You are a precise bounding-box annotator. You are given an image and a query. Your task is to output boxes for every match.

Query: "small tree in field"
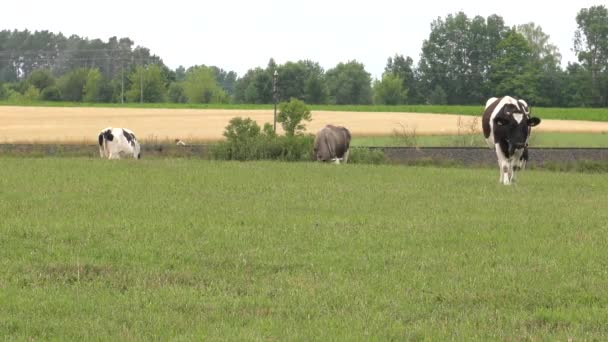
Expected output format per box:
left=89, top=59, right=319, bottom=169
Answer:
left=223, top=117, right=261, bottom=144
left=277, top=98, right=311, bottom=136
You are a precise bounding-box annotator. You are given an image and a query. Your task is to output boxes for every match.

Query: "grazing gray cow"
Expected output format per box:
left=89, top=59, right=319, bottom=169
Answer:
left=98, top=127, right=141, bottom=159
left=482, top=96, right=541, bottom=185
left=314, top=125, right=351, bottom=164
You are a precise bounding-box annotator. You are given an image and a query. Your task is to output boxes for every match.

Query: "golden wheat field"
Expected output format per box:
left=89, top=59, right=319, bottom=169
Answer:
left=1, top=106, right=608, bottom=143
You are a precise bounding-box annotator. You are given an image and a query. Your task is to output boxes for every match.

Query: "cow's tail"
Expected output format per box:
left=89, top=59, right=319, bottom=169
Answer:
left=98, top=133, right=105, bottom=158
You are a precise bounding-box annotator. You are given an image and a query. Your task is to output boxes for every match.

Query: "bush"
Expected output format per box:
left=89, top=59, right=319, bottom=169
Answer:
left=40, top=85, right=62, bottom=101
left=211, top=134, right=314, bottom=161
left=0, top=84, right=7, bottom=100
left=277, top=98, right=312, bottom=136
left=348, top=147, right=387, bottom=164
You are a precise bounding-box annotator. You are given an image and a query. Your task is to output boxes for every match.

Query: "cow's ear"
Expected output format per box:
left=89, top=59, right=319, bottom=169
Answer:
left=528, top=117, right=541, bottom=127
left=495, top=117, right=509, bottom=126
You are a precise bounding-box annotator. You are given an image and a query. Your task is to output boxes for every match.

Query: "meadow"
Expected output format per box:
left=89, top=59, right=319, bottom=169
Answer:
left=1, top=158, right=607, bottom=340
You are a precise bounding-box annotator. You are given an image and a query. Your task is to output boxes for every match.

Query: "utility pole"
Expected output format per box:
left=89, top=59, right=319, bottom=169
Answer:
left=121, top=62, right=124, bottom=104
left=140, top=65, right=144, bottom=104
left=273, top=70, right=278, bottom=133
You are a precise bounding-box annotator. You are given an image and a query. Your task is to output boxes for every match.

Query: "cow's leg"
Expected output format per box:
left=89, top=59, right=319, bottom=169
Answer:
left=333, top=158, right=340, bottom=164
left=511, top=149, right=524, bottom=183
left=343, top=149, right=350, bottom=164
left=507, top=159, right=515, bottom=184
left=495, top=145, right=510, bottom=185
left=99, top=146, right=105, bottom=158
left=108, top=150, right=120, bottom=159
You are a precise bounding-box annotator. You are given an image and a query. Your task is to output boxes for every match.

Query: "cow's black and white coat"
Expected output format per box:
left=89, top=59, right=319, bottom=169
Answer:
left=482, top=96, right=540, bottom=185
left=98, top=127, right=141, bottom=159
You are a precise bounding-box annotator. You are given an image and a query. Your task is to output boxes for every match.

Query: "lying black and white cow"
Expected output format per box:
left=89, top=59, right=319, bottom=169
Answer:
left=314, top=125, right=351, bottom=164
left=98, top=127, right=141, bottom=159
left=482, top=96, right=541, bottom=185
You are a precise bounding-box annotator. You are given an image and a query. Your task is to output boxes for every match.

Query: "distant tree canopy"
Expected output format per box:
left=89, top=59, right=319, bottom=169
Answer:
left=1, top=5, right=608, bottom=107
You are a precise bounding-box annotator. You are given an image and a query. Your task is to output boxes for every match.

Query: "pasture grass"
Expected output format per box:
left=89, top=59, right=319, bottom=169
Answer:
left=1, top=158, right=608, bottom=340
left=3, top=100, right=608, bottom=122
left=353, top=132, right=608, bottom=148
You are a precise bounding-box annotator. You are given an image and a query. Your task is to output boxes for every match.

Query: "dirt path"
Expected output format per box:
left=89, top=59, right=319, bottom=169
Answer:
left=1, top=106, right=607, bottom=143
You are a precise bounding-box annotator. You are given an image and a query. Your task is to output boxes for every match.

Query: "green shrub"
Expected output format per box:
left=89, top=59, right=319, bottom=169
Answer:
left=210, top=135, right=314, bottom=161
left=348, top=147, right=387, bottom=164
left=277, top=98, right=312, bottom=136
left=40, top=85, right=62, bottom=101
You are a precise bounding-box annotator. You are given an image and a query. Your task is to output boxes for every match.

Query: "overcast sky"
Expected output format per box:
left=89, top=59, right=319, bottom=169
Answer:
left=4, top=0, right=606, bottom=79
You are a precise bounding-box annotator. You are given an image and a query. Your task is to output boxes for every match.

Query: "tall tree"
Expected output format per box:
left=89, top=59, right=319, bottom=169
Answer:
left=384, top=54, right=420, bottom=103
left=125, top=64, right=167, bottom=103
left=418, top=13, right=508, bottom=104
left=233, top=68, right=273, bottom=104
left=182, top=65, right=227, bottom=103
left=517, top=23, right=562, bottom=67
left=489, top=31, right=545, bottom=104
left=373, top=74, right=407, bottom=105
left=574, top=5, right=608, bottom=106
left=325, top=60, right=372, bottom=105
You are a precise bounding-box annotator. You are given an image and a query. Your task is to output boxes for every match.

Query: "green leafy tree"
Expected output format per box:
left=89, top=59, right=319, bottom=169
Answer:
left=574, top=5, right=608, bottom=106
left=26, top=69, right=55, bottom=91
left=125, top=64, right=167, bottom=103
left=168, top=82, right=187, bottom=103
left=558, top=63, right=590, bottom=107
left=277, top=98, right=312, bottom=136
left=489, top=31, right=544, bottom=104
left=373, top=74, right=408, bottom=105
left=233, top=68, right=273, bottom=104
left=428, top=85, right=448, bottom=105
left=385, top=55, right=420, bottom=103
left=325, top=61, right=372, bottom=104
left=58, top=68, right=88, bottom=101
left=223, top=117, right=261, bottom=143
left=183, top=66, right=227, bottom=103
left=75, top=67, right=110, bottom=103
left=23, top=85, right=40, bottom=101
left=0, top=83, right=8, bottom=100
left=40, top=86, right=62, bottom=101
left=174, top=66, right=187, bottom=82
left=517, top=22, right=562, bottom=67
left=276, top=61, right=307, bottom=101
left=209, top=66, right=238, bottom=97
left=418, top=13, right=508, bottom=104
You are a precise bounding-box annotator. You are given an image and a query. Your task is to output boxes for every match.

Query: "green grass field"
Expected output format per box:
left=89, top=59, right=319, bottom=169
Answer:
left=2, top=100, right=608, bottom=122
left=1, top=158, right=608, bottom=339
left=352, top=132, right=608, bottom=148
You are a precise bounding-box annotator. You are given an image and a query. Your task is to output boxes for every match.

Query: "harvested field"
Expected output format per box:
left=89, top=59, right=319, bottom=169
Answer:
left=1, top=106, right=608, bottom=143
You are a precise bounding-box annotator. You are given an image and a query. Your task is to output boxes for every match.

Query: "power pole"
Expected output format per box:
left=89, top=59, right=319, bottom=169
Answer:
left=121, top=62, right=124, bottom=104
left=140, top=65, right=144, bottom=104
left=273, top=70, right=278, bottom=133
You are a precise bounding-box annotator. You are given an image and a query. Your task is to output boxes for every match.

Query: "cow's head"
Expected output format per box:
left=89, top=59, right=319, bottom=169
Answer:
left=494, top=103, right=541, bottom=155
left=313, top=144, right=330, bottom=162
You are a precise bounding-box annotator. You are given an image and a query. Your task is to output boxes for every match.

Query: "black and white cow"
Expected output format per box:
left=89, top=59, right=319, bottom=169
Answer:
left=482, top=96, right=541, bottom=185
left=313, top=125, right=351, bottom=164
left=98, top=127, right=141, bottom=159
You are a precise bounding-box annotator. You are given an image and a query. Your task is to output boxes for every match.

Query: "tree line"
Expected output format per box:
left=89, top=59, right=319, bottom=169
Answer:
left=1, top=5, right=607, bottom=107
